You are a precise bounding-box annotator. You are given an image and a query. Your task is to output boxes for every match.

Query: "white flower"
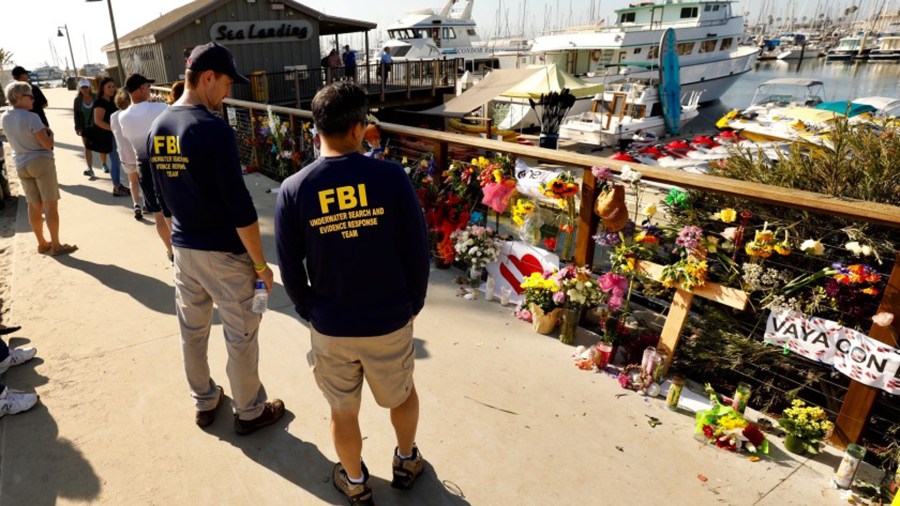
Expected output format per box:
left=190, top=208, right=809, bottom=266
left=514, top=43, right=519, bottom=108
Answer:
left=800, top=239, right=825, bottom=256
left=620, top=165, right=642, bottom=184
left=404, top=166, right=412, bottom=175
left=845, top=241, right=862, bottom=255
left=873, top=312, right=894, bottom=327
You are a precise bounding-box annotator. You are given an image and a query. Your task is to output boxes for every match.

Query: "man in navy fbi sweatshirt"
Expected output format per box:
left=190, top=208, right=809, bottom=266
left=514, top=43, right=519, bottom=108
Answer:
left=275, top=82, right=429, bottom=505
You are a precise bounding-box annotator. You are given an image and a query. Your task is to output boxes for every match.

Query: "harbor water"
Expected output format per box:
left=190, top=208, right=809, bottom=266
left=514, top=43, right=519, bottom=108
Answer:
left=695, top=59, right=900, bottom=130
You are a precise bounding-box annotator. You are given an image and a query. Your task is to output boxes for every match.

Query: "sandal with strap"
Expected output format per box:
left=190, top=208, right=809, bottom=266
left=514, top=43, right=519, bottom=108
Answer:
left=49, top=244, right=78, bottom=257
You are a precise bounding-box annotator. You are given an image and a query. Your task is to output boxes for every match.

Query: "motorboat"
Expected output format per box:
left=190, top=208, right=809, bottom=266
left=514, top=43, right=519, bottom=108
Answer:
left=381, top=0, right=509, bottom=72
left=869, top=36, right=900, bottom=61
left=559, top=79, right=701, bottom=148
left=529, top=1, right=759, bottom=103
left=850, top=96, right=900, bottom=118
left=717, top=78, right=825, bottom=130
left=825, top=36, right=876, bottom=61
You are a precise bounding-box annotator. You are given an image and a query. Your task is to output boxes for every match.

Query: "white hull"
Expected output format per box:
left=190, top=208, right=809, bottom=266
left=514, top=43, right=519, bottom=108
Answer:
left=560, top=108, right=700, bottom=147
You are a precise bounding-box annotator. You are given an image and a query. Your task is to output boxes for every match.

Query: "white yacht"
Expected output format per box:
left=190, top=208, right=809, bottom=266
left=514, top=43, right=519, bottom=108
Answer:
left=825, top=36, right=876, bottom=61
left=381, top=0, right=511, bottom=71
left=716, top=78, right=825, bottom=130
left=869, top=36, right=900, bottom=61
left=560, top=79, right=702, bottom=147
left=528, top=1, right=759, bottom=103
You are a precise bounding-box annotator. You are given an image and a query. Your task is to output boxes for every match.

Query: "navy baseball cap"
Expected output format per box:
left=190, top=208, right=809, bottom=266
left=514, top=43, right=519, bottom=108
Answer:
left=186, top=42, right=249, bottom=84
left=125, top=73, right=155, bottom=92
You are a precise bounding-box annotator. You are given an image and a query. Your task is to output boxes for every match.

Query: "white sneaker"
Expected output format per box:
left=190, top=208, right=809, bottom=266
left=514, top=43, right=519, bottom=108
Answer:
left=0, top=347, right=37, bottom=374
left=0, top=388, right=38, bottom=418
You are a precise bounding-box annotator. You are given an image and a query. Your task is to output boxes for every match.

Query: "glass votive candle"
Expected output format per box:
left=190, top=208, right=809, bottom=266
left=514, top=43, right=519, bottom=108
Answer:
left=499, top=286, right=512, bottom=306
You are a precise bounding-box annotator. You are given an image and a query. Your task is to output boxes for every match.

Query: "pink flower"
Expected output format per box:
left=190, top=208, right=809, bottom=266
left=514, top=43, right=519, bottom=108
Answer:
left=873, top=312, right=894, bottom=327
left=608, top=294, right=625, bottom=310
left=598, top=272, right=628, bottom=294
left=552, top=291, right=567, bottom=304
left=516, top=309, right=533, bottom=322
left=591, top=166, right=613, bottom=181
left=721, top=227, right=738, bottom=242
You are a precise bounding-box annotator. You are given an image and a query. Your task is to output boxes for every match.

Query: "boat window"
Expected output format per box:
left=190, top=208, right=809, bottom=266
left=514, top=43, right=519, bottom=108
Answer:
left=676, top=42, right=695, bottom=55
left=468, top=28, right=477, bottom=36
left=388, top=30, right=396, bottom=39
left=704, top=5, right=711, bottom=11
left=647, top=44, right=659, bottom=59
left=633, top=47, right=642, bottom=55
left=620, top=12, right=636, bottom=23
left=392, top=46, right=411, bottom=57
left=700, top=39, right=718, bottom=53
left=720, top=37, right=733, bottom=50
left=713, top=5, right=720, bottom=11
left=680, top=7, right=698, bottom=18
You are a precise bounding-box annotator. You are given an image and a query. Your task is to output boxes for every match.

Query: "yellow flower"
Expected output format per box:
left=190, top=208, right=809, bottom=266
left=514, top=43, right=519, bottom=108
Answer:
left=719, top=208, right=737, bottom=223
left=625, top=258, right=636, bottom=272
left=775, top=242, right=792, bottom=255
left=643, top=204, right=657, bottom=218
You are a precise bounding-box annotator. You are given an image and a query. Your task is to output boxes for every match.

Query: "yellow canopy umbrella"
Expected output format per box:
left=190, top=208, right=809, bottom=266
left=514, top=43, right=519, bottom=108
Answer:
left=499, top=64, right=604, bottom=99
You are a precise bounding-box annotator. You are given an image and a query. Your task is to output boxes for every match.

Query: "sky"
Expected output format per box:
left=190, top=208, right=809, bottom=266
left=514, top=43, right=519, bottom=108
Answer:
left=0, top=0, right=887, bottom=70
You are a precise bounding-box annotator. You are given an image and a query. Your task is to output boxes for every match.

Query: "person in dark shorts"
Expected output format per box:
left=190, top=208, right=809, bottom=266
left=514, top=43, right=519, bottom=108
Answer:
left=149, top=43, right=284, bottom=435
left=275, top=82, right=430, bottom=505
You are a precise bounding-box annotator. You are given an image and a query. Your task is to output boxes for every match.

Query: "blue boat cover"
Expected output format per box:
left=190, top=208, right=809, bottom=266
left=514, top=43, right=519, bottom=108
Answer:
left=815, top=101, right=878, bottom=117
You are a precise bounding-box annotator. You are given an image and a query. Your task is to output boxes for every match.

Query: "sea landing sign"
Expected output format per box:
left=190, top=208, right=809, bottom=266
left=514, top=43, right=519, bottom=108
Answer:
left=764, top=311, right=900, bottom=395
left=210, top=20, right=313, bottom=44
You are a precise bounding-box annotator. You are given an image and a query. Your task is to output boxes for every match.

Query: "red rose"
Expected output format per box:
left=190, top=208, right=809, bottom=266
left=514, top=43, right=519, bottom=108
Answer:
left=543, top=238, right=558, bottom=250
left=742, top=424, right=765, bottom=447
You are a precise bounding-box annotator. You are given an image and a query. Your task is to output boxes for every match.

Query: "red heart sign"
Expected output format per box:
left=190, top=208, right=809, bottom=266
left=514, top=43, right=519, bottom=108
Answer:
left=500, top=253, right=544, bottom=294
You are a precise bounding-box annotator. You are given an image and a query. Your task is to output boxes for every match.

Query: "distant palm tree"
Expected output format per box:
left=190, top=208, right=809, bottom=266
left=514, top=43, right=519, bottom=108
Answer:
left=0, top=48, right=13, bottom=72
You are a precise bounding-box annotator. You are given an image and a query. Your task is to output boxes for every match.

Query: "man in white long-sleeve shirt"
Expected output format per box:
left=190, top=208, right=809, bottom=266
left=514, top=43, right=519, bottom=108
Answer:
left=118, top=74, right=172, bottom=261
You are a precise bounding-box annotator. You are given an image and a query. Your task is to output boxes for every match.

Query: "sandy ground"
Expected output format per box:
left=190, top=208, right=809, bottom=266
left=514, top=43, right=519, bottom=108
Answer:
left=0, top=147, right=20, bottom=325
left=0, top=89, right=883, bottom=506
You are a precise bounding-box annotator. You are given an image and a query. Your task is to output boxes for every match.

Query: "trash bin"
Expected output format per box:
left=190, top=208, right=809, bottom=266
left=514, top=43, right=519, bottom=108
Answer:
left=66, top=77, right=77, bottom=90
left=250, top=71, right=268, bottom=103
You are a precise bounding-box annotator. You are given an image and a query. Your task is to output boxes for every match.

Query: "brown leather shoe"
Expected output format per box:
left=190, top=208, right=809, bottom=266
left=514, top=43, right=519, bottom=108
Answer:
left=195, top=386, right=224, bottom=428
left=233, top=399, right=285, bottom=435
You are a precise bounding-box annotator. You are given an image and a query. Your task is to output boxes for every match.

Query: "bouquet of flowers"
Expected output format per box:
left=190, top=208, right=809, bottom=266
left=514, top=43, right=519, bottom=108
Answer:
left=450, top=225, right=501, bottom=276
left=512, top=199, right=542, bottom=246
left=540, top=170, right=580, bottom=260
left=695, top=388, right=769, bottom=457
left=661, top=225, right=710, bottom=291
left=777, top=399, right=834, bottom=455
left=521, top=272, right=562, bottom=313
left=476, top=154, right=517, bottom=213
left=554, top=265, right=603, bottom=309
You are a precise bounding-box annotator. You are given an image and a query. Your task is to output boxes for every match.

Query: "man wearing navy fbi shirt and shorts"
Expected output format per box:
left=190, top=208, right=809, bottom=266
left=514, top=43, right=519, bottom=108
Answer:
left=148, top=42, right=284, bottom=435
left=275, top=82, right=430, bottom=506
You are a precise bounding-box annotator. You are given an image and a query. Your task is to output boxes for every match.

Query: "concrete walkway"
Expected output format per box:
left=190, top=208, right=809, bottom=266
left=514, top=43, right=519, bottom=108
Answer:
left=0, top=88, right=871, bottom=505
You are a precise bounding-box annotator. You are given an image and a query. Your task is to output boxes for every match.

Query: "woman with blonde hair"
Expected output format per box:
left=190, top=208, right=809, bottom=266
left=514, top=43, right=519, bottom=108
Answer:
left=111, top=89, right=139, bottom=201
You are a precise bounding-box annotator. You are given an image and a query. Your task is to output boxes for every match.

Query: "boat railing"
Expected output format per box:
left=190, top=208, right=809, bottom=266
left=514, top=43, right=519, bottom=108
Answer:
left=151, top=87, right=900, bottom=454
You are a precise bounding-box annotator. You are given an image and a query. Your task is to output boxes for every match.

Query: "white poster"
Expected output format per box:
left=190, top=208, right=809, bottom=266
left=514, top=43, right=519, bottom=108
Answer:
left=764, top=311, right=900, bottom=395
left=514, top=159, right=565, bottom=202
left=484, top=241, right=560, bottom=303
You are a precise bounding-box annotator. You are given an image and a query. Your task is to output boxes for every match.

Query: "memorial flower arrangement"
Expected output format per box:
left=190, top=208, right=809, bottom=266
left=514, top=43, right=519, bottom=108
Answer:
left=660, top=225, right=709, bottom=291
left=554, top=265, right=603, bottom=309
left=450, top=225, right=501, bottom=275
left=695, top=389, right=769, bottom=457
left=540, top=170, right=580, bottom=260
left=512, top=199, right=542, bottom=246
left=475, top=154, right=518, bottom=213
left=521, top=272, right=562, bottom=313
left=777, top=400, right=834, bottom=455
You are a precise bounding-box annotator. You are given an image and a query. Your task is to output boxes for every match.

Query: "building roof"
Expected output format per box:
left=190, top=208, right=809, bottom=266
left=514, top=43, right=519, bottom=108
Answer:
left=102, top=0, right=376, bottom=51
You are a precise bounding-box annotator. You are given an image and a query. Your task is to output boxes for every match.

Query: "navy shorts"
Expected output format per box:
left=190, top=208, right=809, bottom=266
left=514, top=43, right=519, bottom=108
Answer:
left=138, top=159, right=171, bottom=217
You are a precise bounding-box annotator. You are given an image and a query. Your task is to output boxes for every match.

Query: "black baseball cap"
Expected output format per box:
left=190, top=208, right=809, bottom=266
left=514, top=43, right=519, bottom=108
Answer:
left=186, top=42, right=249, bottom=84
left=125, top=74, right=155, bottom=92
left=11, top=66, right=28, bottom=78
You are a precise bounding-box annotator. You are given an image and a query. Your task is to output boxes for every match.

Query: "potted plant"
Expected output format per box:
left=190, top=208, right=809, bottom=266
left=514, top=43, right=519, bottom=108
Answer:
left=554, top=265, right=604, bottom=345
left=520, top=272, right=563, bottom=334
left=777, top=399, right=834, bottom=455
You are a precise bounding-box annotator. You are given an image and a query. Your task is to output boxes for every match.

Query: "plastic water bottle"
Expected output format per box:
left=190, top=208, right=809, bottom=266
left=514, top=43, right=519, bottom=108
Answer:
left=251, top=281, right=268, bottom=314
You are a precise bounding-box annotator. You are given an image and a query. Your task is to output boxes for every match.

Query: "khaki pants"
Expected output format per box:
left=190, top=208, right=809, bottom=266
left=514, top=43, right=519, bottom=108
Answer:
left=173, top=247, right=267, bottom=420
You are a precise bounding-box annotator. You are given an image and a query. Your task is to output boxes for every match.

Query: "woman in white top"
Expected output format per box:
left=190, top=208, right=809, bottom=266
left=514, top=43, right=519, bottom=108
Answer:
left=111, top=90, right=137, bottom=199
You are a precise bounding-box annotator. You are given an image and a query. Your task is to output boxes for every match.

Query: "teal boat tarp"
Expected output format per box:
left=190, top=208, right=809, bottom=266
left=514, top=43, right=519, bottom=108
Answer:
left=815, top=101, right=878, bottom=117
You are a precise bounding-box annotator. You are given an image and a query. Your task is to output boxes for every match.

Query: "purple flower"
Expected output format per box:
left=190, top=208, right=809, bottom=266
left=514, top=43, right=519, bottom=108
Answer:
left=676, top=225, right=704, bottom=250
left=592, top=166, right=613, bottom=181
left=553, top=291, right=567, bottom=304
left=595, top=232, right=621, bottom=248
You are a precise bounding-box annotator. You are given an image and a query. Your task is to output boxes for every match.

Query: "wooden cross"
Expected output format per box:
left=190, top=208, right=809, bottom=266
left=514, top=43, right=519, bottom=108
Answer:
left=634, top=260, right=750, bottom=376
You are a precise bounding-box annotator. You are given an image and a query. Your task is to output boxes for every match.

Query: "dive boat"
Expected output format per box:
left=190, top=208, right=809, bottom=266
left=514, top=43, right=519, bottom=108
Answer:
left=381, top=0, right=509, bottom=72
left=869, top=36, right=900, bottom=61
left=559, top=79, right=701, bottom=148
left=717, top=78, right=825, bottom=130
left=529, top=1, right=759, bottom=103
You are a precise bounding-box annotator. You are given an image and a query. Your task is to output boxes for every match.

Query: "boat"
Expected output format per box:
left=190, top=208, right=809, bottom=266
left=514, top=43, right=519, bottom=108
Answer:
left=825, top=36, right=876, bottom=61
left=528, top=1, right=759, bottom=103
left=869, top=35, right=900, bottom=61
left=559, top=79, right=702, bottom=148
left=716, top=78, right=825, bottom=130
left=851, top=96, right=900, bottom=118
left=447, top=118, right=520, bottom=142
left=381, top=0, right=510, bottom=72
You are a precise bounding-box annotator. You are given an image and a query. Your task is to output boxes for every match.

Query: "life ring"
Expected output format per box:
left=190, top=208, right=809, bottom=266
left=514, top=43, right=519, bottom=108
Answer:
left=590, top=50, right=601, bottom=62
